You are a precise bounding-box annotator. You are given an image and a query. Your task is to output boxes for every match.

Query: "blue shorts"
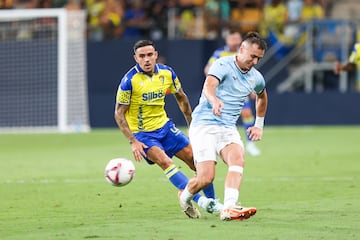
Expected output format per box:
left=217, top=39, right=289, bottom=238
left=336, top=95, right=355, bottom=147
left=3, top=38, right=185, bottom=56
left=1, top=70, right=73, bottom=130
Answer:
left=134, top=120, right=189, bottom=165
left=243, top=98, right=251, bottom=109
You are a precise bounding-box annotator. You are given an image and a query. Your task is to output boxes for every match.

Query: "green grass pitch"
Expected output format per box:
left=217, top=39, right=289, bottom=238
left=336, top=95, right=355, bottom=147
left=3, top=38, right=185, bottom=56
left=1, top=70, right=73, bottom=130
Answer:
left=1, top=126, right=359, bottom=240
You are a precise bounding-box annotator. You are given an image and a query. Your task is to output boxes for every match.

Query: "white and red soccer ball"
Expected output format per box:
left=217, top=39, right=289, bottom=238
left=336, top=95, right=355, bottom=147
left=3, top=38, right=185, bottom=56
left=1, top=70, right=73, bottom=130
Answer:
left=105, top=158, right=135, bottom=187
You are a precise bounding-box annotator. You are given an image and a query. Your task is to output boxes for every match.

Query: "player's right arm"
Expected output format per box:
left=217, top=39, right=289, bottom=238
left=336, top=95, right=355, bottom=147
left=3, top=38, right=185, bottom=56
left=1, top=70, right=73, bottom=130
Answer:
left=115, top=75, right=148, bottom=162
left=114, top=103, right=147, bottom=162
left=114, top=103, right=134, bottom=144
left=203, top=75, right=223, bottom=116
left=334, top=61, right=355, bottom=74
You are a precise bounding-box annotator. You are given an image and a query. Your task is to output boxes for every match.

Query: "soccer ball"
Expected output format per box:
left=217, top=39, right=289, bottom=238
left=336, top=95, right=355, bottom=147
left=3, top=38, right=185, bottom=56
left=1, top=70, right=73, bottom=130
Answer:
left=105, top=158, right=135, bottom=187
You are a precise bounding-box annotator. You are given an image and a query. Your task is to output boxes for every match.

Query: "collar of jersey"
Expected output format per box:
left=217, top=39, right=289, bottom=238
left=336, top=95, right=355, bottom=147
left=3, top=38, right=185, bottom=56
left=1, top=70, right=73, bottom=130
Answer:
left=234, top=55, right=248, bottom=74
left=135, top=63, right=159, bottom=74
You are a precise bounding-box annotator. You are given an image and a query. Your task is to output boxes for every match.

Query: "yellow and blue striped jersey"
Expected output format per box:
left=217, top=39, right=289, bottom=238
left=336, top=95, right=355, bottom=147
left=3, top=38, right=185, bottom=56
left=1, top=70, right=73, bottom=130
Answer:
left=116, top=63, right=181, bottom=132
left=207, top=46, right=238, bottom=65
left=349, top=42, right=360, bottom=64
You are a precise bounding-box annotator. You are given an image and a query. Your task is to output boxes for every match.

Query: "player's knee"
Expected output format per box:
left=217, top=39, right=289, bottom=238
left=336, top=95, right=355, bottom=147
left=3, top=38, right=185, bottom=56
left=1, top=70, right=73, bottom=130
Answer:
left=180, top=145, right=193, bottom=161
left=155, top=158, right=174, bottom=170
left=178, top=146, right=196, bottom=171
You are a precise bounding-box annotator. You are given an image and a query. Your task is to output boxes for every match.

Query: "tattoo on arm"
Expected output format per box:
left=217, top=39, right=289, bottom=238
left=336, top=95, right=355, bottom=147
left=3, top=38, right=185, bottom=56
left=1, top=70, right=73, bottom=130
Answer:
left=174, top=89, right=192, bottom=125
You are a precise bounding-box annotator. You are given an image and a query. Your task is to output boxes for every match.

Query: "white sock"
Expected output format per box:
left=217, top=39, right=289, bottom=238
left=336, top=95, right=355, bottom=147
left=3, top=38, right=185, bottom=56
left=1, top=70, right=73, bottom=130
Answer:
left=180, top=186, right=193, bottom=204
left=223, top=188, right=239, bottom=209
left=197, top=196, right=209, bottom=209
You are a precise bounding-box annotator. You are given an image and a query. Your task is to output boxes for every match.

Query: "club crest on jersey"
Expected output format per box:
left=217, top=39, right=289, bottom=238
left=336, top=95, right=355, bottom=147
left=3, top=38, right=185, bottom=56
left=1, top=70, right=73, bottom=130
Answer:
left=159, top=76, right=165, bottom=84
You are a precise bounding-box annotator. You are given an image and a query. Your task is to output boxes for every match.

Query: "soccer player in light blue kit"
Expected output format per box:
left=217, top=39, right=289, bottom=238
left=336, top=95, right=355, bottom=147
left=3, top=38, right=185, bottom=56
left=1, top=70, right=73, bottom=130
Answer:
left=114, top=40, right=222, bottom=218
left=179, top=32, right=268, bottom=221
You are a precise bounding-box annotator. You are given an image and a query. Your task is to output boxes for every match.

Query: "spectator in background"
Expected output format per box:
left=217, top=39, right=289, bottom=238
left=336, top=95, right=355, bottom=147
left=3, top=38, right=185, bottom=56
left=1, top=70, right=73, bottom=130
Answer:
left=300, top=0, right=324, bottom=22
left=65, top=0, right=83, bottom=10
left=229, top=1, right=263, bottom=34
left=203, top=0, right=230, bottom=39
left=175, top=0, right=198, bottom=38
left=259, top=0, right=287, bottom=38
left=261, top=0, right=317, bottom=59
left=100, top=0, right=124, bottom=40
left=0, top=0, right=13, bottom=9
left=204, top=0, right=221, bottom=39
left=86, top=0, right=106, bottom=40
left=296, top=0, right=324, bottom=49
left=144, top=0, right=169, bottom=40
left=122, top=0, right=150, bottom=38
left=284, top=0, right=303, bottom=39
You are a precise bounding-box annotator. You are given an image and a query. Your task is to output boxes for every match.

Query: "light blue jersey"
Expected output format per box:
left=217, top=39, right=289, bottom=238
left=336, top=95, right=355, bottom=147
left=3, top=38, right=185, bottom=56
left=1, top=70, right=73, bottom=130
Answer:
left=192, top=55, right=265, bottom=127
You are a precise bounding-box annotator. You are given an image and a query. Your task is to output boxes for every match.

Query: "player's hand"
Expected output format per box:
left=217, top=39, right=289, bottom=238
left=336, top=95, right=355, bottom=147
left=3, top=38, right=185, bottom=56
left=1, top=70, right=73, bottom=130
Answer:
left=212, top=99, right=224, bottom=116
left=246, top=126, right=263, bottom=141
left=131, top=140, right=148, bottom=162
left=334, top=61, right=341, bottom=75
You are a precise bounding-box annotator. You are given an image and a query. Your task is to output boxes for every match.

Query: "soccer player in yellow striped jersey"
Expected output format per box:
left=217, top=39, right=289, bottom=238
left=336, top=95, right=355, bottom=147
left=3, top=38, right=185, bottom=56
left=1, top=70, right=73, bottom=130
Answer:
left=334, top=42, right=360, bottom=73
left=334, top=42, right=360, bottom=90
left=204, top=31, right=261, bottom=157
left=114, top=40, right=223, bottom=217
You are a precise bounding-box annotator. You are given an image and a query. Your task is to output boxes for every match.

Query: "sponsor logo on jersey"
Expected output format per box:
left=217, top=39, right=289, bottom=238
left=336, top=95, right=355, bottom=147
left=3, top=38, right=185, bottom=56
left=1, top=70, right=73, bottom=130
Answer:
left=142, top=90, right=165, bottom=101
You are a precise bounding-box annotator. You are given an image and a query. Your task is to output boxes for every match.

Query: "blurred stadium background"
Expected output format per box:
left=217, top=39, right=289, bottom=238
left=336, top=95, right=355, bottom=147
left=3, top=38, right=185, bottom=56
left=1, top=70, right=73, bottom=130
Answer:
left=0, top=0, right=360, bottom=132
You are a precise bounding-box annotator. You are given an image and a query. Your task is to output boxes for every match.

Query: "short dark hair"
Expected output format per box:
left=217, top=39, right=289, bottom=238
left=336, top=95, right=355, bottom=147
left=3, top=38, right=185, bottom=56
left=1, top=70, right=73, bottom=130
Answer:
left=133, top=40, right=155, bottom=53
left=242, top=32, right=267, bottom=50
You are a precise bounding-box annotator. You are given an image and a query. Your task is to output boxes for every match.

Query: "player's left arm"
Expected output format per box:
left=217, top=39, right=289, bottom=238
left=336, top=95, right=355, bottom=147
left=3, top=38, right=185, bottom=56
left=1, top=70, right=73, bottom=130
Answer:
left=246, top=88, right=268, bottom=141
left=255, top=88, right=268, bottom=118
left=174, top=88, right=192, bottom=126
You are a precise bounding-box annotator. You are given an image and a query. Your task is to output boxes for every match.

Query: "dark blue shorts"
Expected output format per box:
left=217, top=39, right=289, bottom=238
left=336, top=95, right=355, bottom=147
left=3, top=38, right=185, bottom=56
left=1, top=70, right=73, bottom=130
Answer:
left=134, top=120, right=189, bottom=165
left=243, top=98, right=251, bottom=109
